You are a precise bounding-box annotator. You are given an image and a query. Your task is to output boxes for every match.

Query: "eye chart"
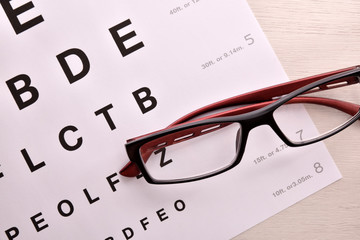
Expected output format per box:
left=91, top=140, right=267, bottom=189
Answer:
left=0, top=0, right=341, bottom=239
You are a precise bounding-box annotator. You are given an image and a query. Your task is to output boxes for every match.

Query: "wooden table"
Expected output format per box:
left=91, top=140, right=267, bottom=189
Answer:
left=233, top=1, right=360, bottom=239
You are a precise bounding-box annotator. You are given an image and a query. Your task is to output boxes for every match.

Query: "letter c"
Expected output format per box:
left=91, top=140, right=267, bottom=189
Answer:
left=59, top=125, right=83, bottom=151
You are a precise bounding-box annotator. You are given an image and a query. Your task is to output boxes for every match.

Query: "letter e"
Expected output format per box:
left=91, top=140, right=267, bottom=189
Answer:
left=30, top=212, right=49, bottom=232
left=0, top=0, right=44, bottom=34
left=109, top=19, right=144, bottom=57
left=156, top=208, right=169, bottom=222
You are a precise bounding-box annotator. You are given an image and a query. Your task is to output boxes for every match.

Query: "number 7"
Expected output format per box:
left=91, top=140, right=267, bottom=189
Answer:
left=296, top=129, right=303, bottom=141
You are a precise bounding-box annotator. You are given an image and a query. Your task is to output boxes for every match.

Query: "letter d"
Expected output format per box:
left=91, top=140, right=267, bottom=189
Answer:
left=122, top=227, right=134, bottom=240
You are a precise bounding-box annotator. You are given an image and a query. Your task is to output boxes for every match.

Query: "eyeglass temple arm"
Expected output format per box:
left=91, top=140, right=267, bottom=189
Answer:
left=170, top=65, right=359, bottom=126
left=182, top=97, right=360, bottom=122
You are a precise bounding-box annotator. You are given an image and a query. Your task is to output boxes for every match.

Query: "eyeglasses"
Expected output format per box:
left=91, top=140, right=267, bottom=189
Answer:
left=120, top=65, right=360, bottom=184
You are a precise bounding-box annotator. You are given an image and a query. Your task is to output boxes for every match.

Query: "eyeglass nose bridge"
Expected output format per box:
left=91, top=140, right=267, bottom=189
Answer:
left=235, top=110, right=293, bottom=149
left=239, top=109, right=276, bottom=130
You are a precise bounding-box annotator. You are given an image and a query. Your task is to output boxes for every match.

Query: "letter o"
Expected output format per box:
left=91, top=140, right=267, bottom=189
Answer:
left=174, top=199, right=186, bottom=212
left=57, top=199, right=74, bottom=217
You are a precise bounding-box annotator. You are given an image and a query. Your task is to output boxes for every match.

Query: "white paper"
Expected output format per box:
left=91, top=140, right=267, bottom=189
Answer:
left=0, top=1, right=341, bottom=239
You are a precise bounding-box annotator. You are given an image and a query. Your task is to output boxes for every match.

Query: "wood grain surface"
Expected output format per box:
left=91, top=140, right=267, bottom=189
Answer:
left=232, top=1, right=360, bottom=239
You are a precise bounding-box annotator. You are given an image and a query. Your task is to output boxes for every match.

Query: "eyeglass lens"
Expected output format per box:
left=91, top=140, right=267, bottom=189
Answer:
left=139, top=122, right=242, bottom=181
left=273, top=77, right=360, bottom=144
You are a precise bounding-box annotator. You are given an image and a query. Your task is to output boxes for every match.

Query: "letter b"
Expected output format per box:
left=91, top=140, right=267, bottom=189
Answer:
left=6, top=74, right=39, bottom=110
left=132, top=87, right=157, bottom=114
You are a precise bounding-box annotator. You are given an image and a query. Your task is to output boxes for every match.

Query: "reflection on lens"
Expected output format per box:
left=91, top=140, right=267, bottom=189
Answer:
left=139, top=122, right=241, bottom=181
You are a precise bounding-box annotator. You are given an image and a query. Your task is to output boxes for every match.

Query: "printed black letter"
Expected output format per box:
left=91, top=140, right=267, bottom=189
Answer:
left=122, top=227, right=134, bottom=240
left=156, top=208, right=169, bottom=222
left=57, top=199, right=75, bottom=217
left=59, top=125, right=83, bottom=151
left=132, top=87, right=157, bottom=114
left=174, top=199, right=186, bottom=212
left=0, top=0, right=44, bottom=34
left=57, top=48, right=90, bottom=84
left=21, top=148, right=46, bottom=173
left=83, top=188, right=100, bottom=204
left=154, top=148, right=172, bottom=168
left=5, top=227, right=19, bottom=240
left=6, top=74, right=39, bottom=110
left=95, top=104, right=116, bottom=130
left=0, top=164, right=4, bottom=178
left=30, top=212, right=49, bottom=232
left=140, top=217, right=149, bottom=231
left=106, top=173, right=120, bottom=192
left=109, top=19, right=144, bottom=57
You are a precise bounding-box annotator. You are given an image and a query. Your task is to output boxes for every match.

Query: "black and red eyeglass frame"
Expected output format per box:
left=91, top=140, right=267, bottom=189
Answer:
left=120, top=65, right=360, bottom=184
